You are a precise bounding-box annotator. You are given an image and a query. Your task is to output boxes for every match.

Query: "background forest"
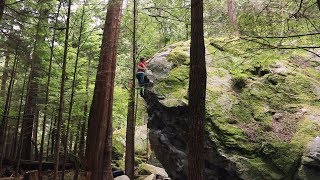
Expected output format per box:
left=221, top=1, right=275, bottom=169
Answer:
left=0, top=0, right=320, bottom=179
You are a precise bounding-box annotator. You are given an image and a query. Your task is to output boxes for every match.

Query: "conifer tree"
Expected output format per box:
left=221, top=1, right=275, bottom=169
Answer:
left=188, top=0, right=206, bottom=178
left=85, top=0, right=123, bottom=178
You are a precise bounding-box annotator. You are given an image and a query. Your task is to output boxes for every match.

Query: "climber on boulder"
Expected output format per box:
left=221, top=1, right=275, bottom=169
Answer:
left=136, top=57, right=152, bottom=96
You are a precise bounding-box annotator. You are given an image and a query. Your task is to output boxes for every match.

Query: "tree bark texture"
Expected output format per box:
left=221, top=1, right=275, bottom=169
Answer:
left=188, top=0, right=206, bottom=178
left=125, top=0, right=137, bottom=178
left=227, top=0, right=239, bottom=36
left=85, top=0, right=123, bottom=179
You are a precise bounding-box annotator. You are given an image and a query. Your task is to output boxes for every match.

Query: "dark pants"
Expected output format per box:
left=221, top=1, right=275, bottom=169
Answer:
left=136, top=72, right=150, bottom=96
left=136, top=72, right=145, bottom=86
left=136, top=72, right=150, bottom=86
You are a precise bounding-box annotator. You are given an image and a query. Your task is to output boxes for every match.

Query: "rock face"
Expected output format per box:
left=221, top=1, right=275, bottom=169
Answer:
left=296, top=137, right=320, bottom=179
left=144, top=91, right=239, bottom=180
left=143, top=39, right=320, bottom=180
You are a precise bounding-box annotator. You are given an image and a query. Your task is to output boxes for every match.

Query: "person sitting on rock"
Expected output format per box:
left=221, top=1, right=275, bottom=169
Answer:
left=136, top=57, right=151, bottom=96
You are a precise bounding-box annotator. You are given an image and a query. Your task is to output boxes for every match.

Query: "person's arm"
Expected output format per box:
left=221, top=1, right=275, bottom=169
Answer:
left=146, top=58, right=152, bottom=63
left=138, top=62, right=147, bottom=70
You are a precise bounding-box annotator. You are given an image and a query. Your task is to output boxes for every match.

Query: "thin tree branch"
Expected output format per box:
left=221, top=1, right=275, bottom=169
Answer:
left=293, top=0, right=303, bottom=16
left=246, top=32, right=320, bottom=39
left=240, top=36, right=320, bottom=57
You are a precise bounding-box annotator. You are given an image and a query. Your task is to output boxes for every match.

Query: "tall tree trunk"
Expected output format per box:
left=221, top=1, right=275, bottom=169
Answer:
left=0, top=0, right=4, bottom=22
left=62, top=1, right=85, bottom=176
left=75, top=48, right=90, bottom=179
left=32, top=110, right=39, bottom=159
left=46, top=115, right=54, bottom=160
left=68, top=132, right=73, bottom=150
left=0, top=43, right=19, bottom=169
left=5, top=125, right=12, bottom=158
left=125, top=0, right=137, bottom=178
left=54, top=0, right=72, bottom=179
left=79, top=48, right=92, bottom=160
left=39, top=1, right=62, bottom=175
left=227, top=0, right=239, bottom=36
left=1, top=54, right=9, bottom=97
left=73, top=126, right=79, bottom=155
left=4, top=70, right=17, bottom=159
left=51, top=116, right=57, bottom=156
left=16, top=67, right=32, bottom=177
left=21, top=6, right=48, bottom=160
left=85, top=0, right=123, bottom=178
left=188, top=0, right=206, bottom=178
left=12, top=71, right=28, bottom=159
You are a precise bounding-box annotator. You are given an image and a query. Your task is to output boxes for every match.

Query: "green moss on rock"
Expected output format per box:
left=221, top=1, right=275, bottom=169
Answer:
left=291, top=118, right=320, bottom=147
left=151, top=38, right=320, bottom=179
left=259, top=141, right=302, bottom=174
left=154, top=65, right=189, bottom=106
left=167, top=47, right=189, bottom=67
left=241, top=157, right=284, bottom=179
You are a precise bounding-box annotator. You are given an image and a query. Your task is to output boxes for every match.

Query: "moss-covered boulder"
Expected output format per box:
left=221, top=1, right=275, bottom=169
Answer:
left=144, top=38, right=320, bottom=179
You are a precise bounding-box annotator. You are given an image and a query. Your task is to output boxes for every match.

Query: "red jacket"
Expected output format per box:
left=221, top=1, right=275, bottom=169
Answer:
left=137, top=61, right=147, bottom=72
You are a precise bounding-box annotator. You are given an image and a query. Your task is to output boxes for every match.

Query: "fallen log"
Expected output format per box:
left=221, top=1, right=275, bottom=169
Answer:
left=1, top=157, right=74, bottom=171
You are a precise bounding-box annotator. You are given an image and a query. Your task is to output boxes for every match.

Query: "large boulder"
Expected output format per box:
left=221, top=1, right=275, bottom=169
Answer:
left=143, top=38, right=320, bottom=179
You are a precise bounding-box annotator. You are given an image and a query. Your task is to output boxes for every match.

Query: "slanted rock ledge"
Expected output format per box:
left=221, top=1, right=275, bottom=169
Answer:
left=144, top=90, right=240, bottom=180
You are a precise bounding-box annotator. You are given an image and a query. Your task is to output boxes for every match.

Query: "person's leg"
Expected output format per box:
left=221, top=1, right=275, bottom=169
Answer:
left=140, top=73, right=145, bottom=86
left=136, top=73, right=144, bottom=86
left=136, top=73, right=145, bottom=96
